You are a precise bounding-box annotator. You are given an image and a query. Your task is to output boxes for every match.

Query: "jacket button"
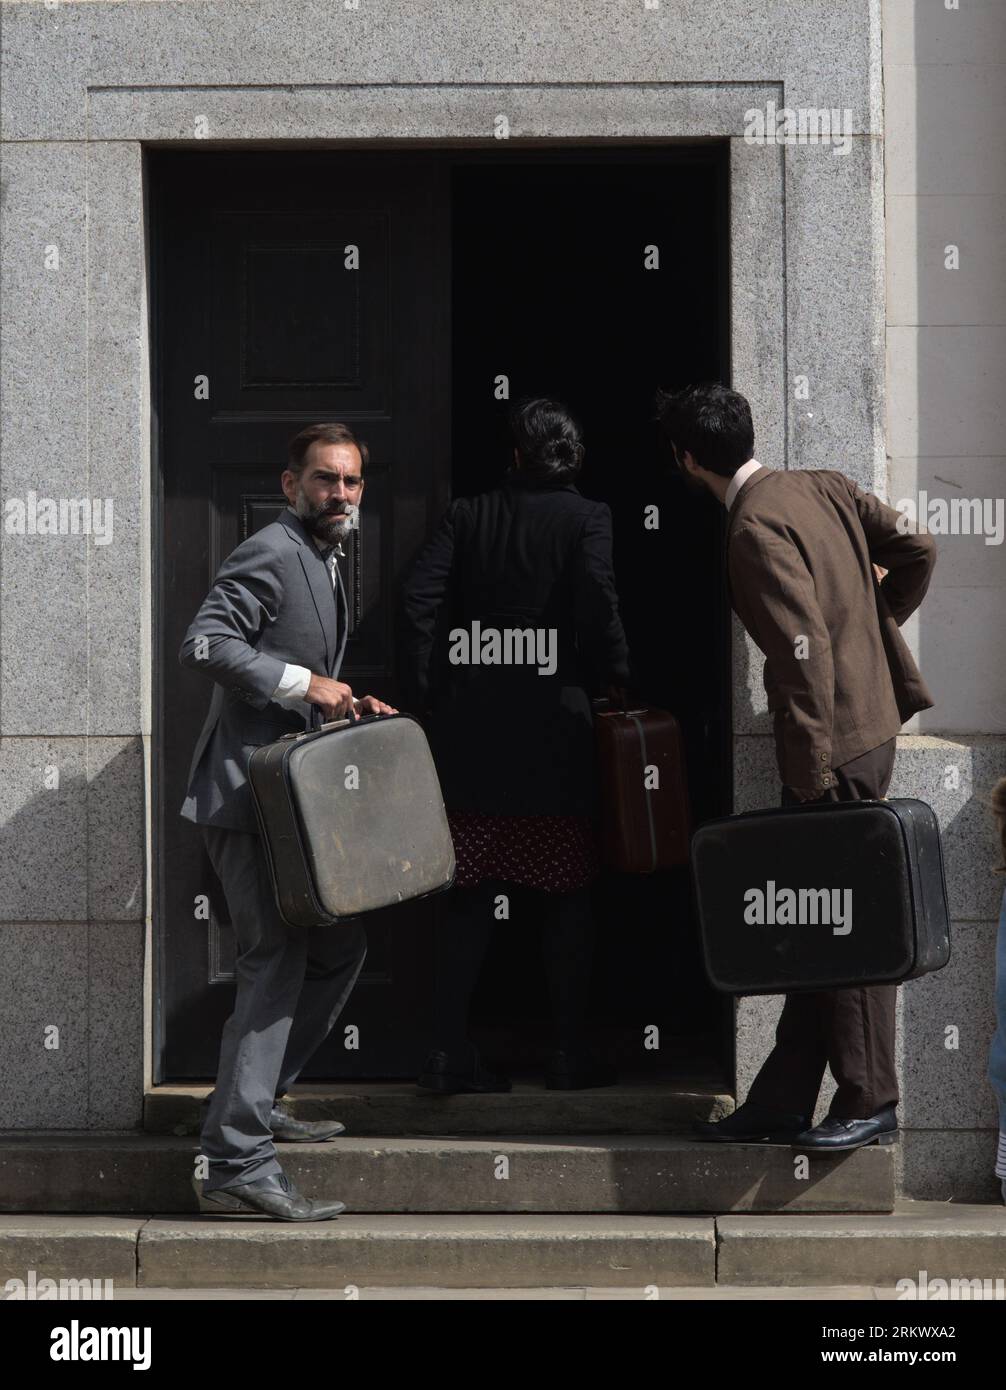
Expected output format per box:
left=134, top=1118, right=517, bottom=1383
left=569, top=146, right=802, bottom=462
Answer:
left=820, top=753, right=828, bottom=760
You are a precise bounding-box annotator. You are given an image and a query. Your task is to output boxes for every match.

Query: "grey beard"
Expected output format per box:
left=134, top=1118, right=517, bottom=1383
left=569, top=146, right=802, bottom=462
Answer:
left=296, top=493, right=356, bottom=542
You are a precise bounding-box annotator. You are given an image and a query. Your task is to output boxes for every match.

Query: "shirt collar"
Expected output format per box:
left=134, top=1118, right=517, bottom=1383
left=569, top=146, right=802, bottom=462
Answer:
left=725, top=459, right=765, bottom=511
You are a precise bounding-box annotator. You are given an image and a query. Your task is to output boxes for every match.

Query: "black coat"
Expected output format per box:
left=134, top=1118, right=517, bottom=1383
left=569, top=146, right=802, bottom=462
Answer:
left=400, top=473, right=631, bottom=817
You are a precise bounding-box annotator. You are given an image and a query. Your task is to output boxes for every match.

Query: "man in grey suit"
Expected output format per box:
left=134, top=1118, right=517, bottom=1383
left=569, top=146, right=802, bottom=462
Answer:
left=180, top=422, right=395, bottom=1221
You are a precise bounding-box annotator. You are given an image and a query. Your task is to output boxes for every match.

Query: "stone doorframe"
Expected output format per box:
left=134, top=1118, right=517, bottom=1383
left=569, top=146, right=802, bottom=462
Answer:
left=120, top=80, right=881, bottom=1091
left=1, top=54, right=884, bottom=1130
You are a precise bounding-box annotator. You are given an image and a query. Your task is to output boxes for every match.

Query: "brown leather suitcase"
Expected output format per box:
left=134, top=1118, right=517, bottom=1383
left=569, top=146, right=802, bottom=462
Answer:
left=248, top=712, right=455, bottom=928
left=594, top=705, right=691, bottom=871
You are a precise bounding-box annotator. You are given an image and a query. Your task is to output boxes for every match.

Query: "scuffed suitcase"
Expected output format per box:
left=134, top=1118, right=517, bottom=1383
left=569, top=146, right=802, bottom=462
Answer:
left=248, top=712, right=455, bottom=928
left=594, top=704, right=691, bottom=871
left=691, top=798, right=951, bottom=994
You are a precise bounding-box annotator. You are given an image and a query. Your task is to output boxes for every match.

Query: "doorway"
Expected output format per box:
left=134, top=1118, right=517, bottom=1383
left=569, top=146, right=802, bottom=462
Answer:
left=450, top=153, right=731, bottom=1082
left=152, top=147, right=731, bottom=1089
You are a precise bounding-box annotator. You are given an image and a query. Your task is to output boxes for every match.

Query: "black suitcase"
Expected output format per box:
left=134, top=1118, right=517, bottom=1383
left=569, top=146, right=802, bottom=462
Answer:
left=248, top=712, right=455, bottom=928
left=691, top=798, right=951, bottom=994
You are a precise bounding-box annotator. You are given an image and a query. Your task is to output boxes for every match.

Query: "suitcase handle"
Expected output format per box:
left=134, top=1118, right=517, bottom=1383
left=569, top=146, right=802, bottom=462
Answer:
left=280, top=714, right=356, bottom=743
left=593, top=698, right=648, bottom=717
left=309, top=703, right=360, bottom=733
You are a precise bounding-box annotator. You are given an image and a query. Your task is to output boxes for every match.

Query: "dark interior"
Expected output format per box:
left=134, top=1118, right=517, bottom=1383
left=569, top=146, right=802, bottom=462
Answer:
left=449, top=153, right=732, bottom=1083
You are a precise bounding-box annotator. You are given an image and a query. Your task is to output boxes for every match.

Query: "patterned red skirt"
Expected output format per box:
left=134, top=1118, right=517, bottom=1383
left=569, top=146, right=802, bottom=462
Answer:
left=446, top=811, right=600, bottom=893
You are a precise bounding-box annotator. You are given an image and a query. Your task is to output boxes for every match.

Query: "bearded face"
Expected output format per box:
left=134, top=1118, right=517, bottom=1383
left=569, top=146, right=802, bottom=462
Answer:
left=283, top=440, right=366, bottom=549
left=295, top=490, right=360, bottom=545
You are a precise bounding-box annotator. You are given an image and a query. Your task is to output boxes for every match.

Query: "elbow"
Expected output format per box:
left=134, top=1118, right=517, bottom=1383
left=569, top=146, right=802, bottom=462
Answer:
left=179, top=632, right=207, bottom=672
left=918, top=531, right=939, bottom=589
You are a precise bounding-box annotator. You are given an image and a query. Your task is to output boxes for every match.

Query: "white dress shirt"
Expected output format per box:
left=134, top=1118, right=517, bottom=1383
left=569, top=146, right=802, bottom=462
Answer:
left=725, top=458, right=765, bottom=511
left=270, top=509, right=347, bottom=708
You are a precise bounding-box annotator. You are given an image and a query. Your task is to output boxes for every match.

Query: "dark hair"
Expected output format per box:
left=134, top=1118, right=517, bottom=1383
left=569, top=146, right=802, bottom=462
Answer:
left=508, top=397, right=584, bottom=482
left=287, top=422, right=369, bottom=476
left=653, top=382, right=754, bottom=478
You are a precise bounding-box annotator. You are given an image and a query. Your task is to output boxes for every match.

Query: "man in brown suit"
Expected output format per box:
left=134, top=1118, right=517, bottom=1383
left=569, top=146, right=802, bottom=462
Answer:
left=656, top=382, right=937, bottom=1152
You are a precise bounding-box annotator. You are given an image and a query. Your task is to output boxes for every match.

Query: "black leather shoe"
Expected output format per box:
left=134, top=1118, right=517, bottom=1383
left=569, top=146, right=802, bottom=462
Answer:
left=793, top=1104, right=898, bottom=1153
left=693, top=1100, right=811, bottom=1143
left=417, top=1048, right=512, bottom=1094
left=545, top=1048, right=618, bottom=1090
left=199, top=1095, right=345, bottom=1142
left=191, top=1171, right=345, bottom=1221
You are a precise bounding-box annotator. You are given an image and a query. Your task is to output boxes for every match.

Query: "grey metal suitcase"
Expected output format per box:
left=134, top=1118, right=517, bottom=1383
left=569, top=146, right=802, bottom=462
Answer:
left=248, top=712, right=455, bottom=928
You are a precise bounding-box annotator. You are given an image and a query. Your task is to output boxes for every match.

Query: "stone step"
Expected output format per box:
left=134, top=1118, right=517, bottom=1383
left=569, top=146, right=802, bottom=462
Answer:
left=718, top=1205, right=1006, bottom=1288
left=61, top=1284, right=915, bottom=1301
left=0, top=1214, right=714, bottom=1290
left=0, top=1134, right=895, bottom=1215
left=2, top=1204, right=1003, bottom=1290
left=143, top=1081, right=732, bottom=1137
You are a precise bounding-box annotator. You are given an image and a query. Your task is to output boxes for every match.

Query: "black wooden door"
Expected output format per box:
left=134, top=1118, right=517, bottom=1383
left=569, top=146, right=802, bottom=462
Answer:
left=154, top=152, right=449, bottom=1079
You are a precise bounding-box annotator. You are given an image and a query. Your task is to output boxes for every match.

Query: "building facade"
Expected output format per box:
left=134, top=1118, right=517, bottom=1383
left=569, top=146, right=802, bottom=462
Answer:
left=0, top=0, right=1003, bottom=1200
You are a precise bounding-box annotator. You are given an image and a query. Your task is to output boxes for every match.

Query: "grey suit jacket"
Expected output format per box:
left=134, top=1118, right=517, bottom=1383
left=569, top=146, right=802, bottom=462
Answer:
left=179, top=508, right=348, bottom=831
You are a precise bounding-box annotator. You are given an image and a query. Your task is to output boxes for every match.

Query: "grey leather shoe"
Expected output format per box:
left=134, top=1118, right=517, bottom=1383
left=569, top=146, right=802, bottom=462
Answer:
left=191, top=1170, right=345, bottom=1221
left=199, top=1094, right=346, bottom=1142
left=269, top=1103, right=346, bottom=1142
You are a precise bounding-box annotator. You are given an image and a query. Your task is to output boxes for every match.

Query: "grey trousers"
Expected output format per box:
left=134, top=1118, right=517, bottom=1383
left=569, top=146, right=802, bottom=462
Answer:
left=199, top=825, right=367, bottom=1191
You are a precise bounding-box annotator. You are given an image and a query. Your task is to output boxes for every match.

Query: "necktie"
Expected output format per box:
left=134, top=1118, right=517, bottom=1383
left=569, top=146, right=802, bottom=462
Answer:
left=315, top=544, right=347, bottom=678
left=319, top=542, right=345, bottom=589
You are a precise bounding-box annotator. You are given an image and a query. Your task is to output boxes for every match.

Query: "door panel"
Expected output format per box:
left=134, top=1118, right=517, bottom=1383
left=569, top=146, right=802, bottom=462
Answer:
left=155, top=152, right=449, bottom=1078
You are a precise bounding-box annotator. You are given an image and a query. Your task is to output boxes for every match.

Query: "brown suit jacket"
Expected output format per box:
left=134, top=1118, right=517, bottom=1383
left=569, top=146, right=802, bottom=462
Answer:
left=727, top=466, right=937, bottom=792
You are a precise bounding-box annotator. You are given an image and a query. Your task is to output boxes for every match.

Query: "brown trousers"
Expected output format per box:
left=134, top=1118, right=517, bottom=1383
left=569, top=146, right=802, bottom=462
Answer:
left=745, top=737, right=899, bottom=1121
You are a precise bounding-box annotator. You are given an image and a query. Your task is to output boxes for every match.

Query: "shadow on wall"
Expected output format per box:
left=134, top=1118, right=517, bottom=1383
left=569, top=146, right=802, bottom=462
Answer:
left=0, top=739, right=145, bottom=1130
left=902, top=3, right=1006, bottom=746
left=903, top=0, right=1006, bottom=1196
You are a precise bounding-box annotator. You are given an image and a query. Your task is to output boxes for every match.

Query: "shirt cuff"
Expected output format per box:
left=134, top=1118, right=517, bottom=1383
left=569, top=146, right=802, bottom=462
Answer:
left=271, top=663, right=312, bottom=706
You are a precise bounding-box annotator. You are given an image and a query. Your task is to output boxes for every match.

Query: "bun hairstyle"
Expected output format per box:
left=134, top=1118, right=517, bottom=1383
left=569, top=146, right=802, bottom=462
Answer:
left=509, top=397, right=585, bottom=483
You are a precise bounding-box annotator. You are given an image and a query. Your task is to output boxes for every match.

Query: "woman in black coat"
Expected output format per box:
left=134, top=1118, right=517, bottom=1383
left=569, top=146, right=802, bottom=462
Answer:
left=400, top=398, right=631, bottom=1091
